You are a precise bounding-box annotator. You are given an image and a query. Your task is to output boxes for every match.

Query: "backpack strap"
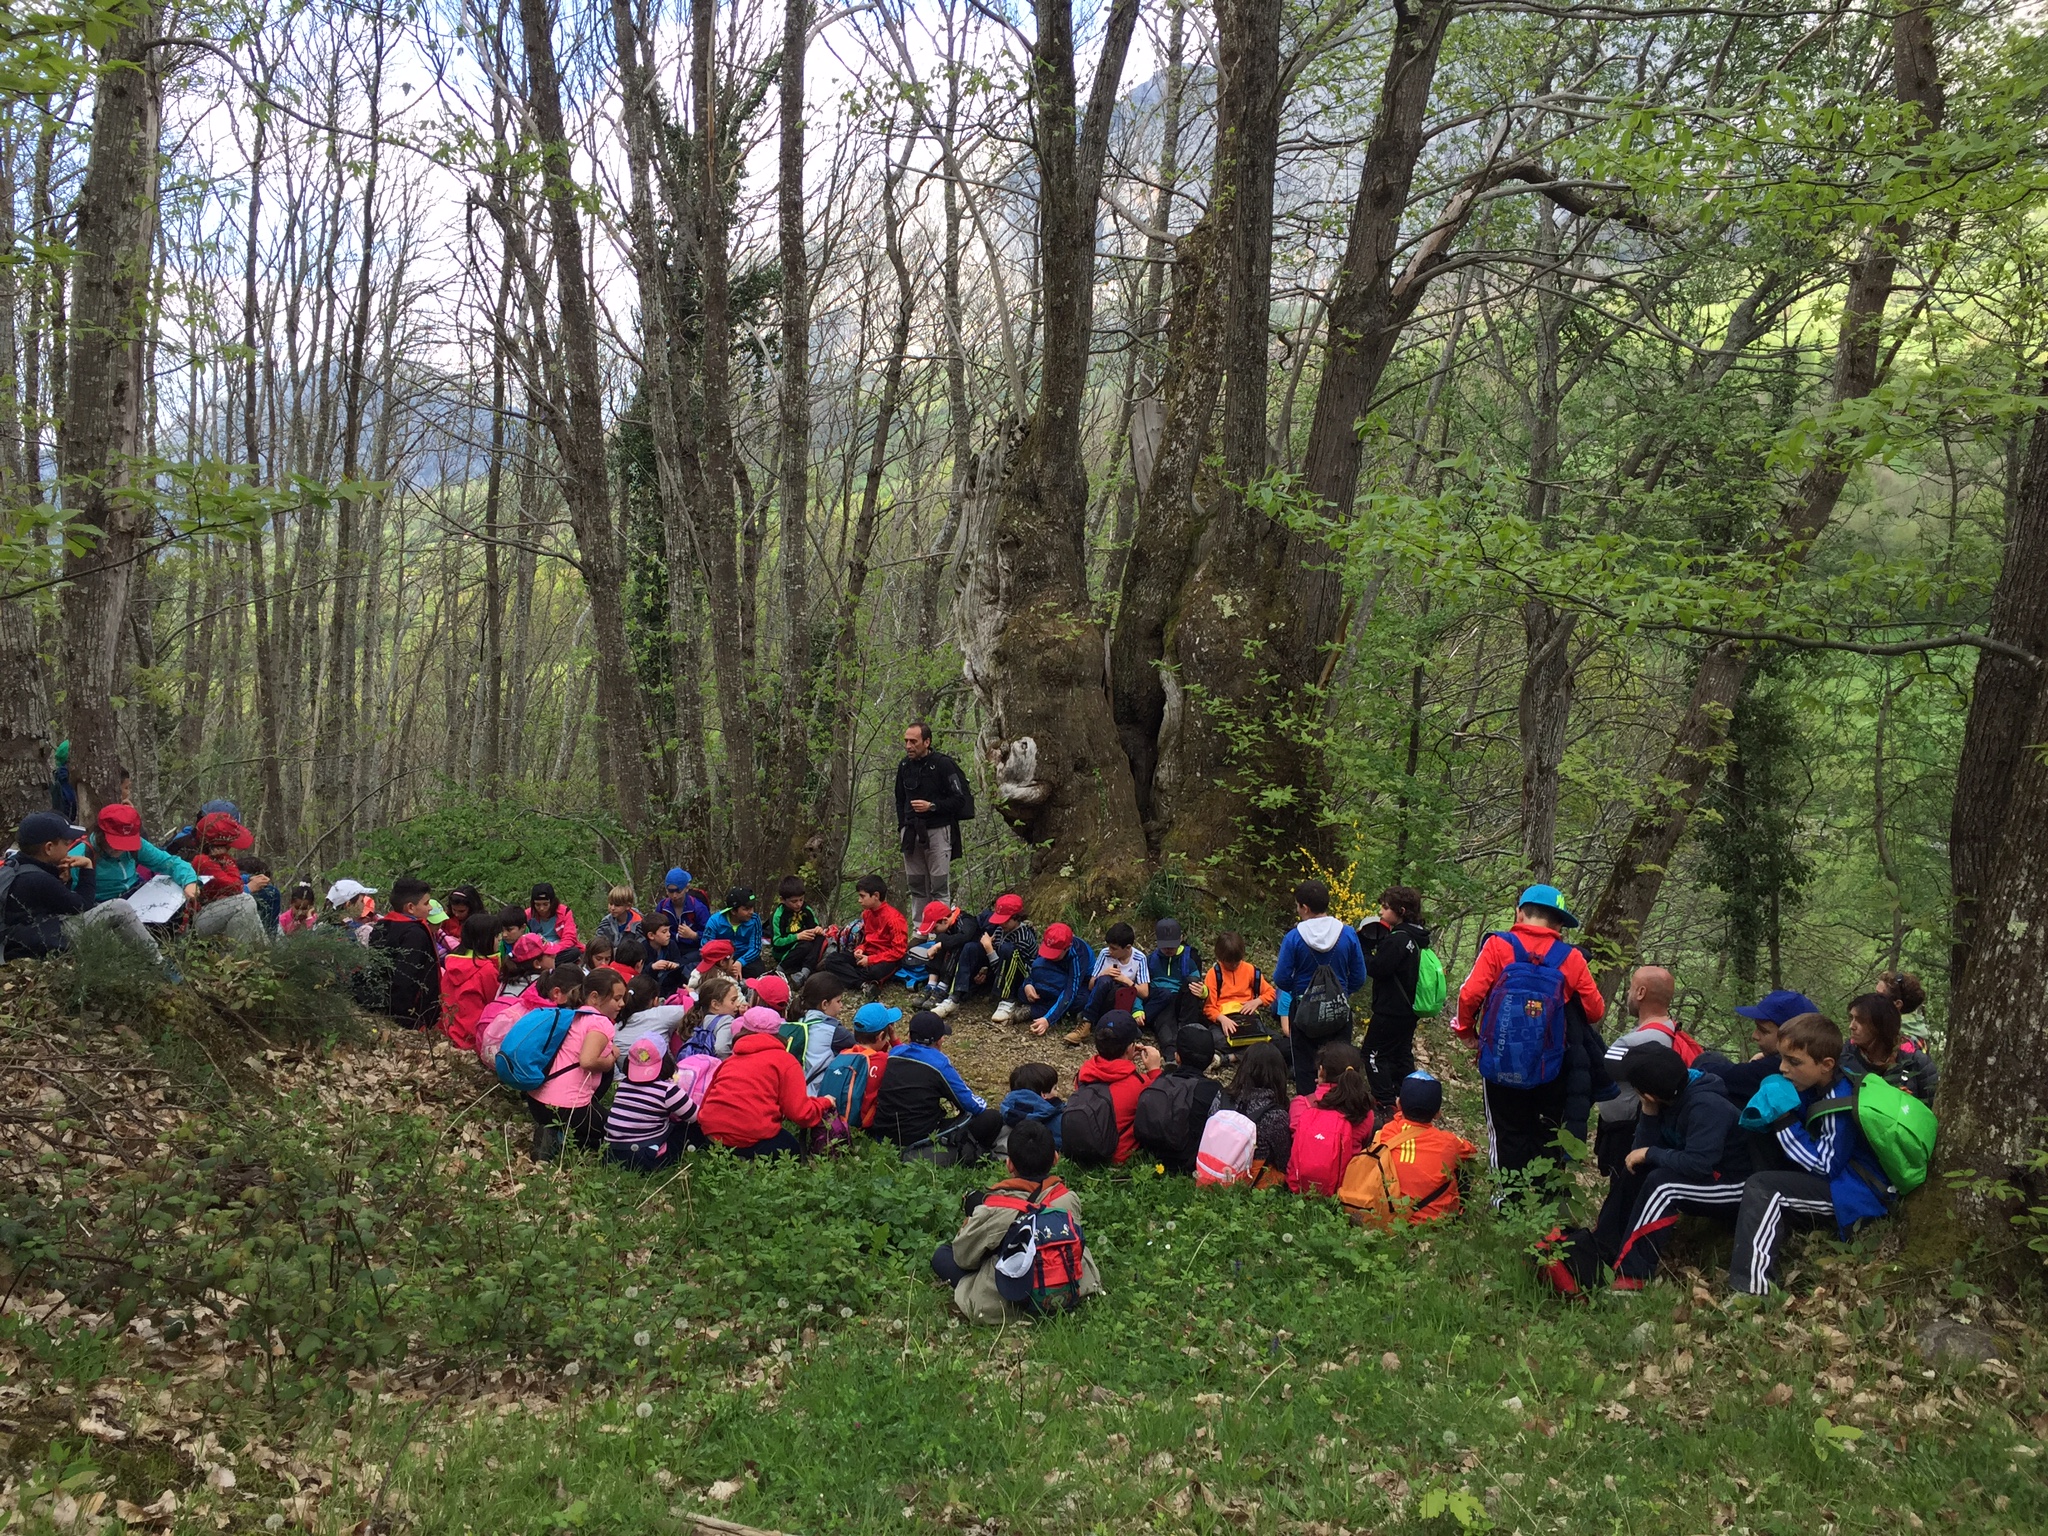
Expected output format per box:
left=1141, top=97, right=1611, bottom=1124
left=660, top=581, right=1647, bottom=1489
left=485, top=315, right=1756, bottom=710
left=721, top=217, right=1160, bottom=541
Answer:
left=1496, top=931, right=1529, bottom=965
left=1536, top=939, right=1572, bottom=973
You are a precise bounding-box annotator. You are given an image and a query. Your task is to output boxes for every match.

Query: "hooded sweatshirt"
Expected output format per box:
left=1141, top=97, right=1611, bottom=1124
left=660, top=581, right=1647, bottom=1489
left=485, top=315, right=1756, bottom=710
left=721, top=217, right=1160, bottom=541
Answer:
left=1632, top=1069, right=1751, bottom=1183
left=438, top=952, right=499, bottom=1051
left=697, top=1032, right=829, bottom=1147
left=1274, top=915, right=1368, bottom=1016
left=1453, top=920, right=1606, bottom=1039
left=999, top=1088, right=1065, bottom=1147
left=1074, top=1055, right=1159, bottom=1164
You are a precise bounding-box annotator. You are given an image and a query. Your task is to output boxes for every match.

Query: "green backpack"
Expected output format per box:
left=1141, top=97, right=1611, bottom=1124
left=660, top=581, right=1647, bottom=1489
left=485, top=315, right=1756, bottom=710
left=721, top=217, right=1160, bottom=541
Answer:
left=1410, top=947, right=1448, bottom=1017
left=1810, top=1072, right=1937, bottom=1195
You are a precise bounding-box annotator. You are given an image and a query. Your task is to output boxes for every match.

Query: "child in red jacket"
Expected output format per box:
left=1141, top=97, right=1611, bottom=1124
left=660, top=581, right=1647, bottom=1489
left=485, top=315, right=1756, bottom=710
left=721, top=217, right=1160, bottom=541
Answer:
left=697, top=1006, right=834, bottom=1158
left=439, top=912, right=503, bottom=1051
left=1071, top=1013, right=1163, bottom=1164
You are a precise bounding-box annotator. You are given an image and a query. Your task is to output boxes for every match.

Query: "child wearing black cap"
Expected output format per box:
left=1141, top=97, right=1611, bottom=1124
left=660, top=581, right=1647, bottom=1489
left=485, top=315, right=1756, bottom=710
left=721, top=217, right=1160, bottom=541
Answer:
left=1142, top=917, right=1206, bottom=1066
left=3, top=811, right=97, bottom=958
left=1589, top=1042, right=1752, bottom=1291
left=870, top=1009, right=988, bottom=1147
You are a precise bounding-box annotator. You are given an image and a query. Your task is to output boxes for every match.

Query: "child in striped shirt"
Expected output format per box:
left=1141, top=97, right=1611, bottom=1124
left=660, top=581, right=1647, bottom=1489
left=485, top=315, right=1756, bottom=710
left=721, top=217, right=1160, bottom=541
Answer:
left=604, top=1036, right=698, bottom=1172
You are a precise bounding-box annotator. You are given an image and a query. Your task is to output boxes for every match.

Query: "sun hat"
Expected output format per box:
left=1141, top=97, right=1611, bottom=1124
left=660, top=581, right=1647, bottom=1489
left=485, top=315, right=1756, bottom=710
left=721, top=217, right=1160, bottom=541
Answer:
left=907, top=1009, right=950, bottom=1043
left=855, top=1001, right=904, bottom=1033
left=699, top=939, right=735, bottom=963
left=510, top=933, right=550, bottom=963
left=665, top=867, right=691, bottom=890
left=196, top=810, right=254, bottom=851
left=1397, top=1071, right=1443, bottom=1121
left=990, top=893, right=1024, bottom=923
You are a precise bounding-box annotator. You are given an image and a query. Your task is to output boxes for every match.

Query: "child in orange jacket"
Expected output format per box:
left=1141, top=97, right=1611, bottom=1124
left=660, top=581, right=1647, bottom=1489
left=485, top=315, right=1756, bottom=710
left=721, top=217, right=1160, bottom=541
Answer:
left=1204, top=931, right=1278, bottom=1047
left=1358, top=1071, right=1475, bottom=1224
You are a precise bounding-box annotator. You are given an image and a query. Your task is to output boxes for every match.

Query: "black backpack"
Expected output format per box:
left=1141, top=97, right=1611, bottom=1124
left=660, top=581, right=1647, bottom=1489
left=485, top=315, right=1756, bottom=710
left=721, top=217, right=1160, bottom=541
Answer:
left=1133, top=1073, right=1206, bottom=1158
left=1060, top=1082, right=1121, bottom=1165
left=1290, top=962, right=1353, bottom=1043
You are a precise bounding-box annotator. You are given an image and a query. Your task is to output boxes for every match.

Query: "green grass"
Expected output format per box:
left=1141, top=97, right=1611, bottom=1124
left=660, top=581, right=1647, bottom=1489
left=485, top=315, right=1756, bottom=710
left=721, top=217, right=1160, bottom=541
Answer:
left=5, top=1018, right=2047, bottom=1535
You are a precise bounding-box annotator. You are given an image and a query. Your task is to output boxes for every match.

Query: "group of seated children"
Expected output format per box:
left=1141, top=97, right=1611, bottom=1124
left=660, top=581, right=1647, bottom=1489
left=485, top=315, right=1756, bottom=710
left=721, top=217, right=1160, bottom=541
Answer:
left=1544, top=966, right=1939, bottom=1298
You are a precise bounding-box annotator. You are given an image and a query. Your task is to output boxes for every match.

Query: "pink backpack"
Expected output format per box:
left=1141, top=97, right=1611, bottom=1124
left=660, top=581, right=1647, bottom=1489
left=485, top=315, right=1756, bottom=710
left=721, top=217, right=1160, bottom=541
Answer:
left=476, top=983, right=540, bottom=1068
left=1195, top=1110, right=1257, bottom=1186
left=674, top=1053, right=723, bottom=1113
left=1287, top=1095, right=1373, bottom=1196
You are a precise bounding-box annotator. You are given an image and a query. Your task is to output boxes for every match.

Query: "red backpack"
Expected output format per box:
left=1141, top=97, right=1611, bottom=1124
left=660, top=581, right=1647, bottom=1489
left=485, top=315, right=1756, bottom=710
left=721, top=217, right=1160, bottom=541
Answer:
left=988, top=1180, right=1088, bottom=1315
left=1636, top=1019, right=1705, bottom=1066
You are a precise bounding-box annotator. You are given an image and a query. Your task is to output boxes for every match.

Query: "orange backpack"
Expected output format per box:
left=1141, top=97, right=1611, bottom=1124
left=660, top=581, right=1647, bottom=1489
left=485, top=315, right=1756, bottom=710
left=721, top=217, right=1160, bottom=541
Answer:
left=1338, top=1129, right=1460, bottom=1228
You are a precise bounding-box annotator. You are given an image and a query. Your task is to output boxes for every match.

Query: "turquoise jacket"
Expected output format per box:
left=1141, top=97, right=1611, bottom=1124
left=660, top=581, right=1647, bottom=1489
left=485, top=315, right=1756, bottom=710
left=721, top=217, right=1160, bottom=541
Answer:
left=67, top=837, right=199, bottom=903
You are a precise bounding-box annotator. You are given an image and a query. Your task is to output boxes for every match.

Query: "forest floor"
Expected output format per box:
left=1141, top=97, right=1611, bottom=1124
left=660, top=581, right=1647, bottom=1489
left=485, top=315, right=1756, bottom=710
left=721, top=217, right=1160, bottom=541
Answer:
left=3, top=946, right=2047, bottom=1535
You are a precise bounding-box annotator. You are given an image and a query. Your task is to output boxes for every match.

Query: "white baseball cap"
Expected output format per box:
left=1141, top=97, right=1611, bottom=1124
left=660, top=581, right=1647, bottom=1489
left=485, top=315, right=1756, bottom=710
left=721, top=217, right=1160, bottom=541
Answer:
left=326, top=878, right=378, bottom=909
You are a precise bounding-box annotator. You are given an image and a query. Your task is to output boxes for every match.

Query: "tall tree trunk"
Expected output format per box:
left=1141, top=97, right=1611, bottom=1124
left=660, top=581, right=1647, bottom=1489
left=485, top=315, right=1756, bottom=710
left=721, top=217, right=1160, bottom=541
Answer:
left=242, top=105, right=290, bottom=848
left=1580, top=2, right=1944, bottom=989
left=957, top=0, right=1145, bottom=906
left=1949, top=381, right=2048, bottom=992
left=689, top=0, right=767, bottom=879
left=1143, top=0, right=1289, bottom=881
left=57, top=8, right=164, bottom=820
left=816, top=137, right=915, bottom=900
left=517, top=0, right=654, bottom=850
left=775, top=0, right=814, bottom=856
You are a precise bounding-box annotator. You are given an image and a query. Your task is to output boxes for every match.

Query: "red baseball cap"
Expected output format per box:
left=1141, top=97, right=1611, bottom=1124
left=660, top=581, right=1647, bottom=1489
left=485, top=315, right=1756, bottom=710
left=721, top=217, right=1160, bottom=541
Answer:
left=990, top=893, right=1024, bottom=923
left=196, top=810, right=254, bottom=851
left=1037, top=922, right=1074, bottom=960
left=96, top=803, right=143, bottom=853
left=699, top=938, right=735, bottom=962
left=918, top=900, right=953, bottom=935
left=746, top=973, right=791, bottom=1008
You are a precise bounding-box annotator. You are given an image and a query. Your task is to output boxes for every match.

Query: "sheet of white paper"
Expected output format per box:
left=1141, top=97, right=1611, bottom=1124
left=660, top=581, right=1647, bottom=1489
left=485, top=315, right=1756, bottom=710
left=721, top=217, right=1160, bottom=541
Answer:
left=127, top=876, right=187, bottom=924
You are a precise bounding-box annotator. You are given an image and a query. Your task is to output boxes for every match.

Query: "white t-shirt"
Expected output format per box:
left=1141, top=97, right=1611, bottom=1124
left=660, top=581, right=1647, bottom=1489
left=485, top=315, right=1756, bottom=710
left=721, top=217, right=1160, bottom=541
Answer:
left=1093, top=948, right=1149, bottom=986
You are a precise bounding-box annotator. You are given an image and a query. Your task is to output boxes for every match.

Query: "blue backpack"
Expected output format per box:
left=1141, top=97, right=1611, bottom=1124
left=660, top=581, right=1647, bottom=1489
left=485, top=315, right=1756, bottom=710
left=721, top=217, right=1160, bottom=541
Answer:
left=494, top=1006, right=581, bottom=1092
left=813, top=1051, right=872, bottom=1122
left=1476, top=933, right=1573, bottom=1088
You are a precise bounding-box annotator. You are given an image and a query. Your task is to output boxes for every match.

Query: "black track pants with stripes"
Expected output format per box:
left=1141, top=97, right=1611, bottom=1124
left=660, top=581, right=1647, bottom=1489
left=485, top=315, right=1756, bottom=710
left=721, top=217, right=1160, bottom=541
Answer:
left=1595, top=1165, right=1747, bottom=1281
left=1728, top=1170, right=1836, bottom=1295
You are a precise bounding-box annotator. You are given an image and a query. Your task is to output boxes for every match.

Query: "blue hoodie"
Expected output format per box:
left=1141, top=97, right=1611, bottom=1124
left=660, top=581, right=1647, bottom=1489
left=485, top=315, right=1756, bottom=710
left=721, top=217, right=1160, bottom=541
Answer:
left=999, top=1088, right=1065, bottom=1147
left=1024, top=952, right=1084, bottom=1020
left=1274, top=915, right=1368, bottom=1016
left=1779, top=1075, right=1891, bottom=1232
left=701, top=907, right=762, bottom=966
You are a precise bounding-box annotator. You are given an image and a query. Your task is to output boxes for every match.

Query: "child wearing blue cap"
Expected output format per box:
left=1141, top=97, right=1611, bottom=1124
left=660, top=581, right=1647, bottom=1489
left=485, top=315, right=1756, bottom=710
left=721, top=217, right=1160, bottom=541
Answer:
left=1452, top=883, right=1607, bottom=1195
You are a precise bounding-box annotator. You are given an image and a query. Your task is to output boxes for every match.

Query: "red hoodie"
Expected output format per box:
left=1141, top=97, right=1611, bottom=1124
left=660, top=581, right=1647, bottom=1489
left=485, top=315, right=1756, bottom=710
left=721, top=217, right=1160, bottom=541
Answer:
left=1454, top=920, right=1606, bottom=1038
left=439, top=953, right=498, bottom=1052
left=1075, top=1055, right=1160, bottom=1164
left=698, top=1033, right=831, bottom=1148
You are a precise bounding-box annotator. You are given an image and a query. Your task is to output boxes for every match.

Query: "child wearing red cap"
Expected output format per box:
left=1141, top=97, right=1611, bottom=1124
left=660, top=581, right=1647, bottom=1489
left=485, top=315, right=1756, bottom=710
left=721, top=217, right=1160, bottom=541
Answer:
left=1023, top=923, right=1087, bottom=1038
left=982, top=894, right=1037, bottom=1024
left=188, top=810, right=268, bottom=945
left=909, top=899, right=985, bottom=1018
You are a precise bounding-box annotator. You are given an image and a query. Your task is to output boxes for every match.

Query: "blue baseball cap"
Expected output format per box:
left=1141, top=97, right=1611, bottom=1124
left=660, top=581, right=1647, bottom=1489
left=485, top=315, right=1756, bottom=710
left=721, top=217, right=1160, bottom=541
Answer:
left=854, top=1001, right=903, bottom=1033
left=1515, top=883, right=1579, bottom=928
left=1734, top=989, right=1819, bottom=1025
left=664, top=867, right=691, bottom=889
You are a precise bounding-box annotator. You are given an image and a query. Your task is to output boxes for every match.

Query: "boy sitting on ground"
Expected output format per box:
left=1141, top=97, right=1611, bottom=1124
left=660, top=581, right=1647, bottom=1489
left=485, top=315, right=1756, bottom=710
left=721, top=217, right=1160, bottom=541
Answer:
left=983, top=895, right=1037, bottom=1023
left=1347, top=1071, right=1476, bottom=1226
left=870, top=1009, right=987, bottom=1147
left=769, top=875, right=828, bottom=979
left=1142, top=918, right=1205, bottom=1065
left=1587, top=1043, right=1751, bottom=1290
left=370, top=877, right=441, bottom=1030
left=701, top=887, right=768, bottom=977
left=1075, top=921, right=1149, bottom=1045
left=1064, top=1013, right=1163, bottom=1165
left=1727, top=1012, right=1892, bottom=1296
left=910, top=901, right=985, bottom=1018
left=597, top=885, right=644, bottom=944
left=1134, top=1012, right=1224, bottom=1174
left=820, top=875, right=910, bottom=991
left=931, top=1120, right=1101, bottom=1324
left=1023, top=923, right=1087, bottom=1039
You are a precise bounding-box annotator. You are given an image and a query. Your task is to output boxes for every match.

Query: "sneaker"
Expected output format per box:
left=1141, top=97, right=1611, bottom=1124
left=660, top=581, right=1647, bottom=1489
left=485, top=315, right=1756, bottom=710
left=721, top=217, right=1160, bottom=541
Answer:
left=991, top=1001, right=1016, bottom=1024
left=932, top=997, right=959, bottom=1019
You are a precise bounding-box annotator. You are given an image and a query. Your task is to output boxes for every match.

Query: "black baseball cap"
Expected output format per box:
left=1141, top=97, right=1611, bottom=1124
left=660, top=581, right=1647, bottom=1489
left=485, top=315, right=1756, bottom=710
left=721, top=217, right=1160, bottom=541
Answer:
left=17, top=811, right=81, bottom=849
left=908, top=1010, right=951, bottom=1043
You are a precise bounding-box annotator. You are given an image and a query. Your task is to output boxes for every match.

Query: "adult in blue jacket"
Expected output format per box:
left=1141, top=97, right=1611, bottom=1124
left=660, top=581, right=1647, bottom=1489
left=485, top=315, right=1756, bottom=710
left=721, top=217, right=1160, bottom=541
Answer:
left=1273, top=879, right=1369, bottom=1094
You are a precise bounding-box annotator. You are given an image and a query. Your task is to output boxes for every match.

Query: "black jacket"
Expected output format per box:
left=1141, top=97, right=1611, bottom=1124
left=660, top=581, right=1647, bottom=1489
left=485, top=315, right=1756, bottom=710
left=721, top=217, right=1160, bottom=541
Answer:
left=869, top=1052, right=974, bottom=1146
left=1632, top=1070, right=1752, bottom=1182
left=1360, top=921, right=1431, bottom=1030
left=1223, top=1085, right=1292, bottom=1172
left=368, top=913, right=440, bottom=1029
left=894, top=751, right=971, bottom=858
left=2, top=854, right=95, bottom=958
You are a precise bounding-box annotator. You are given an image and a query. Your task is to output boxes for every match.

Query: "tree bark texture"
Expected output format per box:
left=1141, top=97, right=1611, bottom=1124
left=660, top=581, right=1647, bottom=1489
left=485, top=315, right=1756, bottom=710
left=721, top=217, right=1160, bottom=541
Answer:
left=1579, top=2, right=1944, bottom=990
left=57, top=8, right=164, bottom=821
left=517, top=0, right=653, bottom=847
left=775, top=0, right=814, bottom=857
left=959, top=0, right=1145, bottom=905
left=1949, top=382, right=2048, bottom=992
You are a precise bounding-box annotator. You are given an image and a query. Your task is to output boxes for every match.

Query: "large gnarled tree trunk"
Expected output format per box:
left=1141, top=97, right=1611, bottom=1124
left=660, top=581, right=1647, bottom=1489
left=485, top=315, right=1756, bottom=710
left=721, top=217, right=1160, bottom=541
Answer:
left=958, top=0, right=1145, bottom=906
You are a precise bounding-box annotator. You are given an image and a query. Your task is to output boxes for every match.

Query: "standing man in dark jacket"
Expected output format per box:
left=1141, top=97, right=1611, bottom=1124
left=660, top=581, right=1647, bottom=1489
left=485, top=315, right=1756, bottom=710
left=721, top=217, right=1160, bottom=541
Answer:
left=1358, top=884, right=1431, bottom=1110
left=894, top=722, right=971, bottom=916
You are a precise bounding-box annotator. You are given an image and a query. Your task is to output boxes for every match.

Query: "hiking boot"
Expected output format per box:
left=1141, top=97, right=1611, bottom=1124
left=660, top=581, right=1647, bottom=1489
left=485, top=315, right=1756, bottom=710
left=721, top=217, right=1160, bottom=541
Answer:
left=1063, top=1022, right=1092, bottom=1047
left=991, top=1001, right=1016, bottom=1024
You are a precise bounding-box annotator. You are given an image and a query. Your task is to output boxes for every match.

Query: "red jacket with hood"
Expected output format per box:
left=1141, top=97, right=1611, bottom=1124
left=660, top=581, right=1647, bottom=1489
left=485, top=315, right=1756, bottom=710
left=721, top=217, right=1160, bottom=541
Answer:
left=1075, top=1054, right=1160, bottom=1164
left=698, top=1033, right=831, bottom=1148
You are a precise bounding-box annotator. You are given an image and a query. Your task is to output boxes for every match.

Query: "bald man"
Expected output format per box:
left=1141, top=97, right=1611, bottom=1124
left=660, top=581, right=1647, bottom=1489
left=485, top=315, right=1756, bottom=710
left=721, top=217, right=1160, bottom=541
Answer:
left=1594, top=966, right=1686, bottom=1174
